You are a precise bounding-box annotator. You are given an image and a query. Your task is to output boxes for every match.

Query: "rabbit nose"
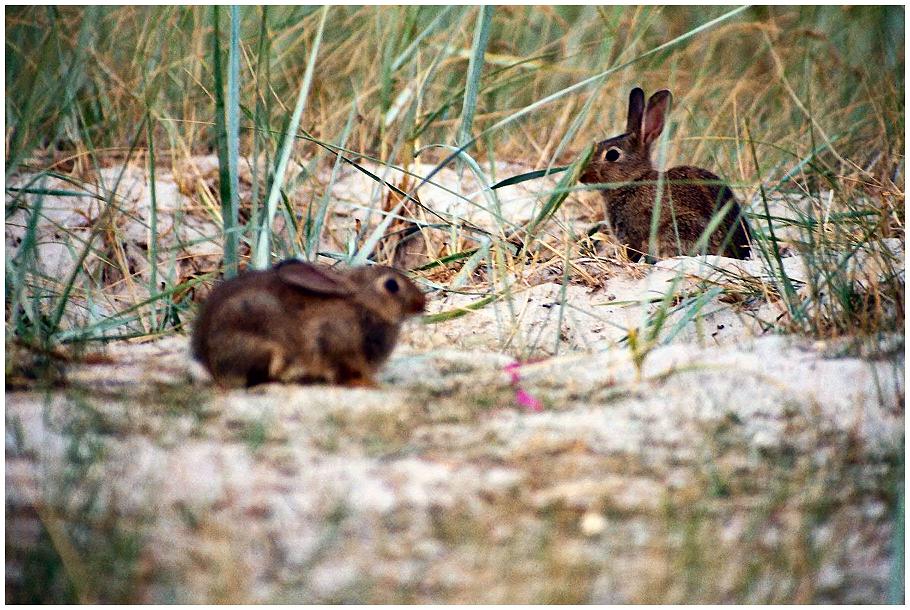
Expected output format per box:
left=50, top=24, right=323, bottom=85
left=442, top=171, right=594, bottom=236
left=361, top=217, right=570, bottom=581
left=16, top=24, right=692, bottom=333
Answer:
left=579, top=165, right=596, bottom=184
left=411, top=291, right=427, bottom=313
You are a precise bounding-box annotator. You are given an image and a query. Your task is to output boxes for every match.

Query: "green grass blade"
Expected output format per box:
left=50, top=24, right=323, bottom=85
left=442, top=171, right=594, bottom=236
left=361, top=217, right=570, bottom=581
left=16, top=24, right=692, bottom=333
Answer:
left=225, top=5, right=242, bottom=277
left=450, top=239, right=490, bottom=289
left=457, top=6, right=494, bottom=148
left=418, top=144, right=508, bottom=229
left=660, top=286, right=726, bottom=345
left=307, top=103, right=358, bottom=261
left=5, top=187, right=106, bottom=200
left=145, top=117, right=160, bottom=325
left=211, top=6, right=234, bottom=277
left=422, top=293, right=499, bottom=323
left=249, top=6, right=271, bottom=238
left=415, top=248, right=479, bottom=271
left=253, top=5, right=329, bottom=269
left=490, top=166, right=571, bottom=190
left=525, top=142, right=594, bottom=236
left=7, top=181, right=47, bottom=341
left=392, top=6, right=459, bottom=71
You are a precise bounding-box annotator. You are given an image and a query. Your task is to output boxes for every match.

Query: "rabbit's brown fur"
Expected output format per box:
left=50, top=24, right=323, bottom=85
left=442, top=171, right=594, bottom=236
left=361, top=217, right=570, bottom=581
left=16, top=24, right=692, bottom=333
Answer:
left=580, top=87, right=751, bottom=260
left=191, top=260, right=426, bottom=388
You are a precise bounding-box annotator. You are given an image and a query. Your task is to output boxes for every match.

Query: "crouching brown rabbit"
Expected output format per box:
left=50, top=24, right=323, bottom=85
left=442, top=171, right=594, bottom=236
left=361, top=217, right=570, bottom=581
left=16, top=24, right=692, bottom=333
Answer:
left=191, top=259, right=426, bottom=388
left=580, top=87, right=751, bottom=261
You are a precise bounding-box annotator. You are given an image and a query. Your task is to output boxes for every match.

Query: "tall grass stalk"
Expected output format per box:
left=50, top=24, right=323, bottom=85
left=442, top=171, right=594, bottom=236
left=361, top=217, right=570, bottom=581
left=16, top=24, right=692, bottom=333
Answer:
left=248, top=7, right=271, bottom=256
left=457, top=6, right=493, bottom=150
left=744, top=121, right=803, bottom=323
left=225, top=6, right=242, bottom=277
left=7, top=183, right=46, bottom=343
left=144, top=119, right=159, bottom=325
left=306, top=103, right=358, bottom=261
left=253, top=5, right=328, bottom=269
left=392, top=6, right=459, bottom=72
left=211, top=6, right=234, bottom=277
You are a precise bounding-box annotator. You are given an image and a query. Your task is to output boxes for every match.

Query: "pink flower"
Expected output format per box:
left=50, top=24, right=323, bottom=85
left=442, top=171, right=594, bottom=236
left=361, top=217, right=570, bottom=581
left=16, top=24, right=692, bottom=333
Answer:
left=505, top=361, right=544, bottom=412
left=515, top=388, right=544, bottom=412
left=504, top=362, right=521, bottom=383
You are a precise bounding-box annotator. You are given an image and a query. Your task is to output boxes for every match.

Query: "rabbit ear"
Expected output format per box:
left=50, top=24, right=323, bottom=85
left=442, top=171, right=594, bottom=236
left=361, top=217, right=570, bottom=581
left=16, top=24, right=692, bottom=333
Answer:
left=642, top=89, right=672, bottom=146
left=275, top=260, right=353, bottom=296
left=626, top=87, right=645, bottom=135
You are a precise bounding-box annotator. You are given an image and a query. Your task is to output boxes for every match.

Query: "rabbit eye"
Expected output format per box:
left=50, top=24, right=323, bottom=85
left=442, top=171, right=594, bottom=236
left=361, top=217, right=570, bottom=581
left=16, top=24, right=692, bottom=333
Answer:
left=605, top=147, right=622, bottom=162
left=383, top=277, right=400, bottom=294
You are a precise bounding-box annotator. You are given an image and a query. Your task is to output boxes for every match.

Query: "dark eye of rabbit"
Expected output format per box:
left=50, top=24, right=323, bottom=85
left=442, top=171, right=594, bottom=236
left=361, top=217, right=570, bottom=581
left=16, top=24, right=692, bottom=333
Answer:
left=605, top=148, right=621, bottom=162
left=383, top=277, right=400, bottom=294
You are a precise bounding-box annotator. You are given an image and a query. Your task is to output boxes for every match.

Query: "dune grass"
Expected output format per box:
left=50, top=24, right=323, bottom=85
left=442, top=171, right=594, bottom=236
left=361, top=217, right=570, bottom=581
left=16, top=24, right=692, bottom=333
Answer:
left=6, top=6, right=904, bottom=356
left=3, top=6, right=905, bottom=604
left=4, top=5, right=904, bottom=353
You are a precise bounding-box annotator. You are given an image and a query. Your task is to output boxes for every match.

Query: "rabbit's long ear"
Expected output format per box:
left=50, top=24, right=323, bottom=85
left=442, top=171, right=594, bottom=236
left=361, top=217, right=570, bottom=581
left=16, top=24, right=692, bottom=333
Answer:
left=626, top=87, right=645, bottom=135
left=276, top=260, right=353, bottom=296
left=642, top=90, right=672, bottom=146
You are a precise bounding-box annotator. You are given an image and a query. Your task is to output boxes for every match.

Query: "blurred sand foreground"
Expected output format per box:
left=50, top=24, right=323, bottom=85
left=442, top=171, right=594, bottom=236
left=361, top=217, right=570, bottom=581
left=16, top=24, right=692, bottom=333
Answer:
left=5, top=158, right=904, bottom=603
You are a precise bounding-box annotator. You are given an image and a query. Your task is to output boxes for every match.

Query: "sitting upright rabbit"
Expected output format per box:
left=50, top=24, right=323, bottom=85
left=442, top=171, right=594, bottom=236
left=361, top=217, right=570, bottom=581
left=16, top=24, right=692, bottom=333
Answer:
left=580, top=87, right=751, bottom=260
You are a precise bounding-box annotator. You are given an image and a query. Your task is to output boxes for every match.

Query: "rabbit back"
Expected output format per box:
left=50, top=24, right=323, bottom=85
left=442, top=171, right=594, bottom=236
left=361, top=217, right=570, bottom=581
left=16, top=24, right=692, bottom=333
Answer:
left=191, top=263, right=418, bottom=387
left=607, top=165, right=751, bottom=260
left=192, top=270, right=315, bottom=386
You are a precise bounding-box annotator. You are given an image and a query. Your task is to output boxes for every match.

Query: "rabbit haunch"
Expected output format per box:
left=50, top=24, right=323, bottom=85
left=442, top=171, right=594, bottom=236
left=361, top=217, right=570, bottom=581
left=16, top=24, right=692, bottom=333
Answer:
left=580, top=87, right=751, bottom=260
left=191, top=260, right=426, bottom=388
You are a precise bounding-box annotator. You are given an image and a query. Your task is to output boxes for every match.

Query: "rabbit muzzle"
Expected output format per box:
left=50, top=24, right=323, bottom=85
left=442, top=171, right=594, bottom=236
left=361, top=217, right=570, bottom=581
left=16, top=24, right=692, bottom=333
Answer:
left=406, top=290, right=427, bottom=315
